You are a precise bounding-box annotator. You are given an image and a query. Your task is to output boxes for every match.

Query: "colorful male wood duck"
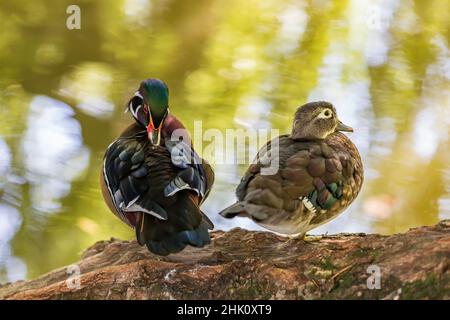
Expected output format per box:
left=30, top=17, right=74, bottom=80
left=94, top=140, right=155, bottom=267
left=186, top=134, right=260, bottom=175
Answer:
left=101, top=79, right=214, bottom=256
left=219, top=101, right=363, bottom=238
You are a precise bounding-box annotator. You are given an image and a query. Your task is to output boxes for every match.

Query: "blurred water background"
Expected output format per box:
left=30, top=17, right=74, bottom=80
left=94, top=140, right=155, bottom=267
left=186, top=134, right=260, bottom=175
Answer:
left=0, top=0, right=449, bottom=282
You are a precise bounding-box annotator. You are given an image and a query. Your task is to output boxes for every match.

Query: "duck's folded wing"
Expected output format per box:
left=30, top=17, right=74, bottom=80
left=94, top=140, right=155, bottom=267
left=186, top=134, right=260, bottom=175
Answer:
left=103, top=139, right=168, bottom=225
left=237, top=142, right=350, bottom=213
left=163, top=140, right=213, bottom=203
left=281, top=146, right=353, bottom=212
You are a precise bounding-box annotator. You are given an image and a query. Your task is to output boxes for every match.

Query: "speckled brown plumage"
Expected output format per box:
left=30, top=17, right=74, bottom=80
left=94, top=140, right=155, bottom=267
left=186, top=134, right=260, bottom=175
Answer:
left=220, top=101, right=363, bottom=237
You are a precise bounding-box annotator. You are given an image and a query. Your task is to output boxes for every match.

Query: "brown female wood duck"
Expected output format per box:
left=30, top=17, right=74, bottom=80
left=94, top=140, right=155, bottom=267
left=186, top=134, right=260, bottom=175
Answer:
left=101, top=79, right=214, bottom=256
left=219, top=101, right=363, bottom=238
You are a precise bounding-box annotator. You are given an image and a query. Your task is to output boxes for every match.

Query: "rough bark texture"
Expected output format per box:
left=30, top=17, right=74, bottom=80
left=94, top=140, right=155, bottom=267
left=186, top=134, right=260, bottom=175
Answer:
left=1, top=220, right=449, bottom=300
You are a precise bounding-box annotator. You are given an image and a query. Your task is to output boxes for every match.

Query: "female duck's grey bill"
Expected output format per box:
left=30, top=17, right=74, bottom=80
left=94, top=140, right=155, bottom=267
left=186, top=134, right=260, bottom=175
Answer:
left=336, top=121, right=353, bottom=132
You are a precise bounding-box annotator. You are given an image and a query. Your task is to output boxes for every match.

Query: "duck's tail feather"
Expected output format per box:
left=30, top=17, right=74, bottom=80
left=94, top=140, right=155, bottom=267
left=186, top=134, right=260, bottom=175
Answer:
left=145, top=220, right=211, bottom=256
left=218, top=202, right=247, bottom=218
left=135, top=193, right=213, bottom=256
left=219, top=201, right=272, bottom=222
left=200, top=210, right=214, bottom=229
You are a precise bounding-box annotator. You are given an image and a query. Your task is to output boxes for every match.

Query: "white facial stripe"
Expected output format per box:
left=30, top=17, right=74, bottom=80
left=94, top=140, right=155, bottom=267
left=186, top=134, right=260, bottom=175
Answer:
left=131, top=105, right=142, bottom=119
left=130, top=91, right=145, bottom=120
left=127, top=101, right=133, bottom=114
left=134, top=91, right=143, bottom=99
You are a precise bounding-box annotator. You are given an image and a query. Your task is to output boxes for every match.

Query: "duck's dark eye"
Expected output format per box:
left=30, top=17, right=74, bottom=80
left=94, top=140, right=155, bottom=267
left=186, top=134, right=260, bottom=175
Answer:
left=324, top=110, right=331, bottom=117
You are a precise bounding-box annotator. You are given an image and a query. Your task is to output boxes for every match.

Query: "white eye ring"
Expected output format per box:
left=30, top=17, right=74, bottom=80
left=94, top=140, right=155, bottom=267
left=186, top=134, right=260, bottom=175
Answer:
left=318, top=109, right=333, bottom=119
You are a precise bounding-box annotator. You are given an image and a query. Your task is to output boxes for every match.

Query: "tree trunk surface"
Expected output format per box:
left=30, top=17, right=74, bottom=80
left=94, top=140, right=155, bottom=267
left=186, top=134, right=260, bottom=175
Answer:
left=1, top=221, right=449, bottom=300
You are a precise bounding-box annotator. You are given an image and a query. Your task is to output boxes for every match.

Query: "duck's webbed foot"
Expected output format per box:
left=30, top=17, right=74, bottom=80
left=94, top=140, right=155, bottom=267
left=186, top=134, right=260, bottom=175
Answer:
left=302, top=234, right=323, bottom=242
left=287, top=233, right=305, bottom=240
left=286, top=233, right=323, bottom=244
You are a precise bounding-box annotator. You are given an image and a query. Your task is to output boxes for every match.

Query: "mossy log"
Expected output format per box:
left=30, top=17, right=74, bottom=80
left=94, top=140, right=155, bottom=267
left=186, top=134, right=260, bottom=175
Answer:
left=1, top=220, right=449, bottom=300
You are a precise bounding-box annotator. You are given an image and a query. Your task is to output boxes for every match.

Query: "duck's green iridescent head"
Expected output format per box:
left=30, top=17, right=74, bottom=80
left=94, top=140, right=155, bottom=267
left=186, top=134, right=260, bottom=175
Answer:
left=128, top=78, right=170, bottom=145
left=140, top=78, right=169, bottom=126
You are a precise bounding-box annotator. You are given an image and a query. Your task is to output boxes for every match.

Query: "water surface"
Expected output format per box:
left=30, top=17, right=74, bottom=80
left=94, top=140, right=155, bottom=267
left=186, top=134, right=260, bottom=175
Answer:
left=0, top=0, right=449, bottom=282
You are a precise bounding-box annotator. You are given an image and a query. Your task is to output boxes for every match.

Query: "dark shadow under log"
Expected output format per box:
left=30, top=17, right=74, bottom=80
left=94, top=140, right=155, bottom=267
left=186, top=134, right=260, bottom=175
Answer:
left=1, top=220, right=449, bottom=300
